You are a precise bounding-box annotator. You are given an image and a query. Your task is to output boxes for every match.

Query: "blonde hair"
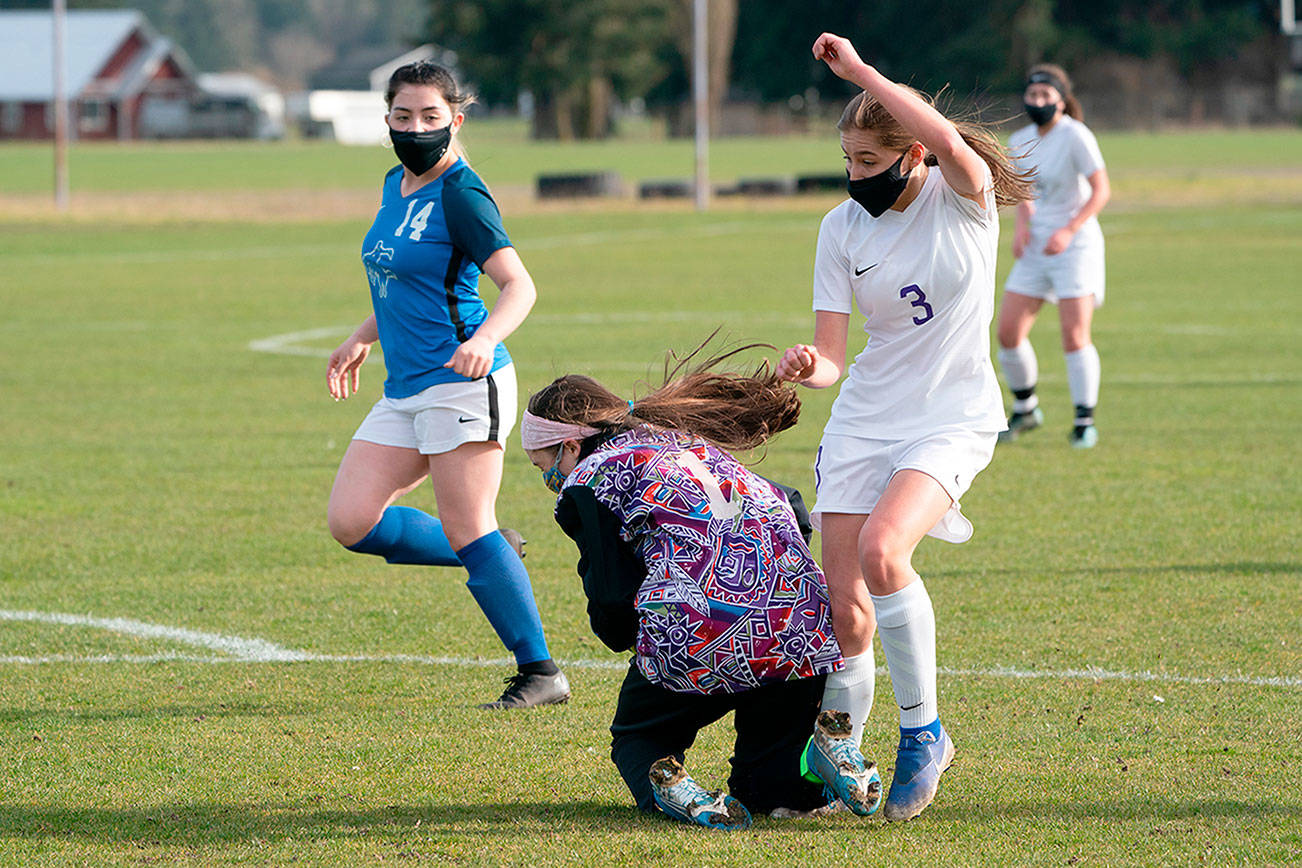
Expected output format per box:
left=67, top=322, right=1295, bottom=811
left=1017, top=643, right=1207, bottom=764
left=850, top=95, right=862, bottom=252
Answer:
left=839, top=87, right=1035, bottom=208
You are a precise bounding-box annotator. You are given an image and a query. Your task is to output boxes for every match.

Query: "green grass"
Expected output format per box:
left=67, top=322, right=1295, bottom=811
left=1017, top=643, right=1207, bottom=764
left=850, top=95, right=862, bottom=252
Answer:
left=2, top=121, right=1299, bottom=194
left=1, top=130, right=1300, bottom=865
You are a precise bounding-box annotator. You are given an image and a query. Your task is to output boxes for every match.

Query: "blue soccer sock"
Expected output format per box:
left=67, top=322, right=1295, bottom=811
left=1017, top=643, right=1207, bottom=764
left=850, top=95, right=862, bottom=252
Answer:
left=900, top=718, right=944, bottom=740
left=457, top=530, right=551, bottom=666
left=345, top=506, right=461, bottom=566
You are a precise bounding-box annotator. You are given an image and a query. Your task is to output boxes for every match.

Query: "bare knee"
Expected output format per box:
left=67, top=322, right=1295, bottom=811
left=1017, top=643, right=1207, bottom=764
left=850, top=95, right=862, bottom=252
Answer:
left=1061, top=331, right=1090, bottom=353
left=436, top=514, right=495, bottom=552
left=858, top=530, right=914, bottom=594
left=327, top=503, right=378, bottom=549
left=829, top=600, right=875, bottom=655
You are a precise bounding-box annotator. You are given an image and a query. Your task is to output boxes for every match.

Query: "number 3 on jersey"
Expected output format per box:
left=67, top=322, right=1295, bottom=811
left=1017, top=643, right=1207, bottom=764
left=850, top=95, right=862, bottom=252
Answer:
left=899, top=284, right=935, bottom=325
left=394, top=200, right=434, bottom=240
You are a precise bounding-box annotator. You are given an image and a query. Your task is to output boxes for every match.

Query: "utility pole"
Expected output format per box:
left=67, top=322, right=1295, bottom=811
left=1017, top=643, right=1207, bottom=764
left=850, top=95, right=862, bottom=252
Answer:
left=692, top=0, right=709, bottom=212
left=52, top=0, right=69, bottom=211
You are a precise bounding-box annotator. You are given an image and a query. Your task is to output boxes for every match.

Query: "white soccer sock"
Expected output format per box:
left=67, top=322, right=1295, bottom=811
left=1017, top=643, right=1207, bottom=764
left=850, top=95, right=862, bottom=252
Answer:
left=820, top=649, right=875, bottom=748
left=872, top=579, right=938, bottom=730
left=1064, top=344, right=1101, bottom=412
left=997, top=342, right=1039, bottom=412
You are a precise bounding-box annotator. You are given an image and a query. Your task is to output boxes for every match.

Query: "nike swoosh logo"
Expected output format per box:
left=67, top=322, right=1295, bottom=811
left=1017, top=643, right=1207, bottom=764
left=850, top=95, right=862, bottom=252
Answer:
left=457, top=416, right=475, bottom=424
left=854, top=264, right=877, bottom=276
left=899, top=700, right=924, bottom=711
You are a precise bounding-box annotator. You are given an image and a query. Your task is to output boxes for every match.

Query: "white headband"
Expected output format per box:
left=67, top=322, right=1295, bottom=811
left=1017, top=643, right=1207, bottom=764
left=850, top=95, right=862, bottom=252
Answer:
left=520, top=410, right=600, bottom=450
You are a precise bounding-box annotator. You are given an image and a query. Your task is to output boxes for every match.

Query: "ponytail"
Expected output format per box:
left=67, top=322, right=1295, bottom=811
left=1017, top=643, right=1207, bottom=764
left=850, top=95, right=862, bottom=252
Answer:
left=839, top=88, right=1035, bottom=208
left=526, top=335, right=801, bottom=452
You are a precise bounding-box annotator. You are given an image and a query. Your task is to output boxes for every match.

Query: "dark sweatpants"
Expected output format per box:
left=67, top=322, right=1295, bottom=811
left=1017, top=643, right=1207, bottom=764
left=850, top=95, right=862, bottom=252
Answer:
left=609, top=661, right=830, bottom=815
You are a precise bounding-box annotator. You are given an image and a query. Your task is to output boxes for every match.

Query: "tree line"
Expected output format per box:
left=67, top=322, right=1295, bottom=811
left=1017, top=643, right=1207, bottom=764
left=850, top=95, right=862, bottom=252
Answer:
left=434, top=0, right=1285, bottom=138
left=10, top=0, right=1285, bottom=135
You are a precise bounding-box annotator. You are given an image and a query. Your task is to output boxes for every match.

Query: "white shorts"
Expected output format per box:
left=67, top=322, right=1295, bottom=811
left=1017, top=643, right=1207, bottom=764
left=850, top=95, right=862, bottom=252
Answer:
left=353, top=364, right=517, bottom=455
left=812, top=428, right=997, bottom=544
left=1004, top=224, right=1105, bottom=306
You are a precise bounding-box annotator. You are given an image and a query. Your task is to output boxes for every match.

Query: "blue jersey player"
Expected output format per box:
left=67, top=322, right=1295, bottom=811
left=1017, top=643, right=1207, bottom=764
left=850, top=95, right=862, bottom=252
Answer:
left=326, top=62, right=569, bottom=709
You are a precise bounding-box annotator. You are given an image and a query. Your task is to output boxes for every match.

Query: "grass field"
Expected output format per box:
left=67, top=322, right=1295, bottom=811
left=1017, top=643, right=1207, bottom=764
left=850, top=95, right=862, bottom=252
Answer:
left=1, top=128, right=1300, bottom=866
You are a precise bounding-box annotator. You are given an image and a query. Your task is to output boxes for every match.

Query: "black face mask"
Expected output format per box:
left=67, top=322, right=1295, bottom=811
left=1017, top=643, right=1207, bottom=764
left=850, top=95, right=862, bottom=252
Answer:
left=390, top=126, right=452, bottom=175
left=847, top=154, right=911, bottom=218
left=1024, top=102, right=1058, bottom=127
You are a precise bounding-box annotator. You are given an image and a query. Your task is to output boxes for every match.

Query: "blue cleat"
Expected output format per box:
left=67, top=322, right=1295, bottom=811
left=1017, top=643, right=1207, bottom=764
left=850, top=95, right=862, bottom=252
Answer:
left=802, top=710, right=883, bottom=816
left=649, top=756, right=752, bottom=831
left=1070, top=424, right=1099, bottom=449
left=883, top=723, right=956, bottom=821
left=997, top=407, right=1044, bottom=443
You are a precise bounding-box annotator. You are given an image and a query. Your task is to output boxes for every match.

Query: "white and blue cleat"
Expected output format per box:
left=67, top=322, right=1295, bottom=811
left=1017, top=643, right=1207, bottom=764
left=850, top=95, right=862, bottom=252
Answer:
left=882, top=723, right=956, bottom=821
left=649, top=756, right=752, bottom=831
left=802, top=710, right=883, bottom=816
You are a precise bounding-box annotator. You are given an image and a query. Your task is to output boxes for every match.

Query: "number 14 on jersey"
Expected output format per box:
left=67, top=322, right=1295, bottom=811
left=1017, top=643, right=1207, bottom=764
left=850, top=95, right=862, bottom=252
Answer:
left=394, top=200, right=434, bottom=241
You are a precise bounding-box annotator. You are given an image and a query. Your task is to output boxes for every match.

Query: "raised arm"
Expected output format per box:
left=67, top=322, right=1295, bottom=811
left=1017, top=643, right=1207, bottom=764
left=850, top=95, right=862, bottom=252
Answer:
left=813, top=32, right=988, bottom=200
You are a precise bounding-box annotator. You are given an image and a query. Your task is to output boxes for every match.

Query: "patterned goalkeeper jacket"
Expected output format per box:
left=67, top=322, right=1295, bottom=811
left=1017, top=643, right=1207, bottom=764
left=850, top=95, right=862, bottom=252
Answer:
left=554, top=427, right=843, bottom=695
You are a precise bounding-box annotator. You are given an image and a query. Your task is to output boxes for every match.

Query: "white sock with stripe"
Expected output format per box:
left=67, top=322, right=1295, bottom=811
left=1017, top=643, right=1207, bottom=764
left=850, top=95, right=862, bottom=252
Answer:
left=820, top=649, right=875, bottom=748
left=872, top=579, right=938, bottom=730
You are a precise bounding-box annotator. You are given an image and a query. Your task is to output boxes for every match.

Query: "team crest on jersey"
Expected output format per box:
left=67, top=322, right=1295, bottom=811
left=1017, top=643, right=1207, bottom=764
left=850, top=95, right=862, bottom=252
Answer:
left=362, top=241, right=397, bottom=299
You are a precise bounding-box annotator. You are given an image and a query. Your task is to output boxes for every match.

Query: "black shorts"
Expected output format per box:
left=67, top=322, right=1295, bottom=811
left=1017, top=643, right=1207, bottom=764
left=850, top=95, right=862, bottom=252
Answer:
left=608, top=661, right=829, bottom=815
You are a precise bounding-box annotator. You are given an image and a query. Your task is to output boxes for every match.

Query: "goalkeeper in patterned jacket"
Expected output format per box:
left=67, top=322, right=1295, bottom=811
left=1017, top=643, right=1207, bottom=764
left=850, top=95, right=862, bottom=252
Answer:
left=521, top=344, right=882, bottom=830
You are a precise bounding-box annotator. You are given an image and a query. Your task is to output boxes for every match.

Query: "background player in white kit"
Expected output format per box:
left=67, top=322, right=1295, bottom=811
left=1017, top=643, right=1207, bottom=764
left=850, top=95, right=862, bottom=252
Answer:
left=996, top=63, right=1111, bottom=448
left=777, top=33, right=1033, bottom=821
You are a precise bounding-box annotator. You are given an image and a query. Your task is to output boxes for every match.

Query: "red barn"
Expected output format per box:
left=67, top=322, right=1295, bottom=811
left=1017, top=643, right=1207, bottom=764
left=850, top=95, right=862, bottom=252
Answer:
left=0, top=8, right=199, bottom=140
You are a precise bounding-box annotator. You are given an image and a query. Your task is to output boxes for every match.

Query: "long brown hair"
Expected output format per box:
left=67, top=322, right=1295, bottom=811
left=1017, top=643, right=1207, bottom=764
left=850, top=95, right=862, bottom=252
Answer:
left=1027, top=63, right=1084, bottom=121
left=527, top=336, right=801, bottom=452
left=839, top=87, right=1035, bottom=208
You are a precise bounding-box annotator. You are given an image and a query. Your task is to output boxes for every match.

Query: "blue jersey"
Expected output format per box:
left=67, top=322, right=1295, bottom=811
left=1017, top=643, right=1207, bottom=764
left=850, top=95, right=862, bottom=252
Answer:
left=361, top=159, right=514, bottom=398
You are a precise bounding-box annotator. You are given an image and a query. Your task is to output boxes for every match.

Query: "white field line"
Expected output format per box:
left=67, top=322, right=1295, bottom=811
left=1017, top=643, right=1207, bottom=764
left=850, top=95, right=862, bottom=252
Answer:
left=1, top=609, right=1298, bottom=689
left=248, top=326, right=353, bottom=358
left=0, top=609, right=313, bottom=661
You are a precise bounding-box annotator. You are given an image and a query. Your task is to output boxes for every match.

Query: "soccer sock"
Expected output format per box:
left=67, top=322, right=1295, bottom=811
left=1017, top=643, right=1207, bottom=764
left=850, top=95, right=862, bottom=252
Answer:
left=871, top=579, right=938, bottom=731
left=820, top=649, right=876, bottom=749
left=901, top=718, right=944, bottom=742
left=518, top=658, right=560, bottom=677
left=1064, top=344, right=1101, bottom=418
left=997, top=342, right=1039, bottom=413
left=345, top=505, right=461, bottom=566
left=457, top=530, right=551, bottom=666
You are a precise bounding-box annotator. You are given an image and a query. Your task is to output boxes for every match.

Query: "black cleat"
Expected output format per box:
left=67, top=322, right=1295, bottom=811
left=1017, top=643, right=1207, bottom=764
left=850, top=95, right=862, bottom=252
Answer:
left=499, top=527, right=526, bottom=560
left=997, top=407, right=1044, bottom=443
left=477, top=670, right=570, bottom=710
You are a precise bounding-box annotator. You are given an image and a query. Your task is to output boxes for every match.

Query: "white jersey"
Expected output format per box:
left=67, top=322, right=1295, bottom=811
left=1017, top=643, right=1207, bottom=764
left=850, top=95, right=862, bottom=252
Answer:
left=1009, top=116, right=1105, bottom=240
left=812, top=166, right=1006, bottom=439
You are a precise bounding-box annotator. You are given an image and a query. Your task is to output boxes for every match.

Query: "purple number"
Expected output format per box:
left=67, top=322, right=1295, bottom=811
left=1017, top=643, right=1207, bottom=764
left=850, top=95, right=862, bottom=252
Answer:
left=900, top=284, right=934, bottom=325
